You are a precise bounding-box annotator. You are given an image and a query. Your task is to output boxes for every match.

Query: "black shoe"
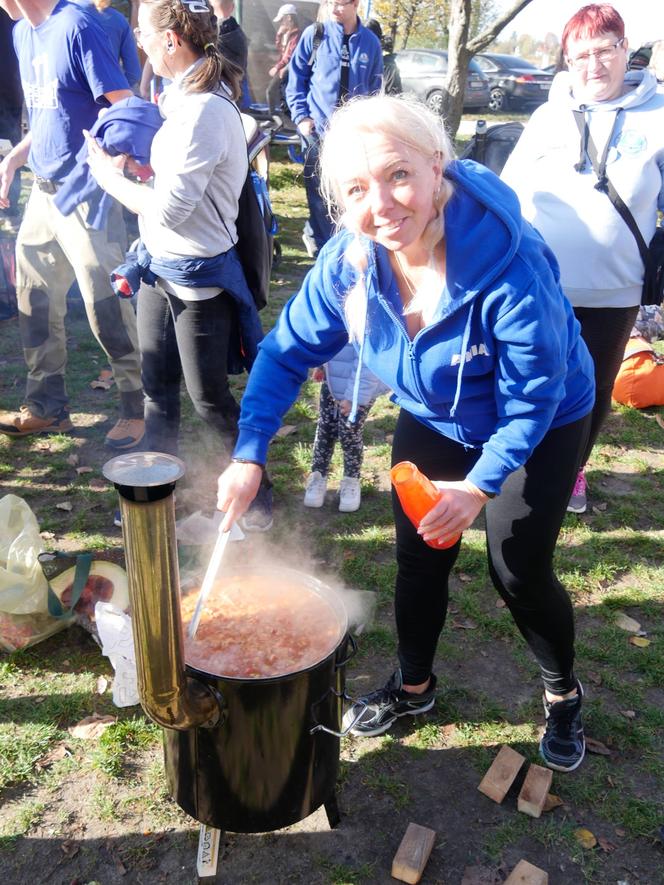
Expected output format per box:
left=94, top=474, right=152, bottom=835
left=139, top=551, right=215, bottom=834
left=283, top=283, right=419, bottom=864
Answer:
left=239, top=485, right=273, bottom=533
left=342, top=669, right=437, bottom=737
left=539, top=681, right=585, bottom=772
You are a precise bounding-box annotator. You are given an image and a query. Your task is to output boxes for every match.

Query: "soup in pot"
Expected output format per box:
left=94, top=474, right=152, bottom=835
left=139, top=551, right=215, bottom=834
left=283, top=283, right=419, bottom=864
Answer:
left=181, top=573, right=345, bottom=679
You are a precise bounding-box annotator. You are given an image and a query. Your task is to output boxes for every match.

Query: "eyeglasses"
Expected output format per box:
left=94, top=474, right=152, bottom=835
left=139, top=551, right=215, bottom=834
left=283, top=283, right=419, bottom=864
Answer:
left=567, top=37, right=625, bottom=70
left=133, top=27, right=158, bottom=46
left=326, top=0, right=355, bottom=7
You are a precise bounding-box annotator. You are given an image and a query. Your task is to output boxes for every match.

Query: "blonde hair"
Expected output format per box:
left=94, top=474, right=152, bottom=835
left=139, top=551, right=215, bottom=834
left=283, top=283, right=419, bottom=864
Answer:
left=650, top=40, right=664, bottom=82
left=319, top=94, right=456, bottom=340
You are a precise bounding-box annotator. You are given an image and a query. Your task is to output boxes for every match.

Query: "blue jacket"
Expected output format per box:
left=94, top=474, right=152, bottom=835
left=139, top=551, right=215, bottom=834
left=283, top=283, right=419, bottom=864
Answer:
left=234, top=160, right=594, bottom=495
left=54, top=97, right=163, bottom=229
left=286, top=20, right=383, bottom=133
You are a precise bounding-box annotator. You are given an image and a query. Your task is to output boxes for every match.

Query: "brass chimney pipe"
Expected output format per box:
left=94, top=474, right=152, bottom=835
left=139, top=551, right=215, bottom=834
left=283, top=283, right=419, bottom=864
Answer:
left=103, top=453, right=222, bottom=731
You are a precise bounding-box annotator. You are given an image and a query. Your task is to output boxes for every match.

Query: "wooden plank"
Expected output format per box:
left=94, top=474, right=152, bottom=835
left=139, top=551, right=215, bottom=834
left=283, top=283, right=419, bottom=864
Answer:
left=477, top=745, right=526, bottom=804
left=504, top=858, right=549, bottom=884
left=391, top=822, right=436, bottom=884
left=517, top=764, right=553, bottom=818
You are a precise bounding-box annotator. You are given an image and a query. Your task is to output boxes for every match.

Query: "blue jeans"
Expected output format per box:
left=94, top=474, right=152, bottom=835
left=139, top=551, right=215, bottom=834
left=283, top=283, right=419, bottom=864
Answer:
left=301, top=133, right=334, bottom=250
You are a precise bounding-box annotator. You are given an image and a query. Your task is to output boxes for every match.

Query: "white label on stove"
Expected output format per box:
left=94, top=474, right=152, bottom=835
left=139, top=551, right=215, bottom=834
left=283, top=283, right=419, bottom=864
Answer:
left=197, top=824, right=221, bottom=877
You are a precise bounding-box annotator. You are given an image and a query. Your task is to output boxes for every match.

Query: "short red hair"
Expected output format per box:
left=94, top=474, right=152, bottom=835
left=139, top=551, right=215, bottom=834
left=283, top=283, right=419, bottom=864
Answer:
left=562, top=4, right=625, bottom=56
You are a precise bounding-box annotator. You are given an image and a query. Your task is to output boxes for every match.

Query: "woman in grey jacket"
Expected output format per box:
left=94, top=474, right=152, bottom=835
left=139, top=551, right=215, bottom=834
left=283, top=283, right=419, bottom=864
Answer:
left=502, top=3, right=664, bottom=514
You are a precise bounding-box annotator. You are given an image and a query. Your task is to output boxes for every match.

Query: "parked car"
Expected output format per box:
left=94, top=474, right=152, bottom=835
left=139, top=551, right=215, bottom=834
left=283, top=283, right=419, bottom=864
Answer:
left=395, top=49, right=490, bottom=113
left=475, top=53, right=554, bottom=112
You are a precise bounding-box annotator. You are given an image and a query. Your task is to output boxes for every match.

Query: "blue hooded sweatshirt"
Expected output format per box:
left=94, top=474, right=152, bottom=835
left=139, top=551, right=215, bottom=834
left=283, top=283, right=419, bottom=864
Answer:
left=234, top=160, right=595, bottom=495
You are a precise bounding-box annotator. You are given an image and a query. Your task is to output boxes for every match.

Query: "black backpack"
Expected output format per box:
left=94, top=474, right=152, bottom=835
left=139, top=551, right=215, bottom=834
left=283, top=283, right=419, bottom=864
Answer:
left=460, top=120, right=524, bottom=175
left=213, top=95, right=276, bottom=311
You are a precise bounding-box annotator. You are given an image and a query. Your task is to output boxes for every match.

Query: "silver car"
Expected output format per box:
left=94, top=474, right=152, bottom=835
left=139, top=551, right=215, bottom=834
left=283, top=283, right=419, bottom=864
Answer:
left=395, top=49, right=490, bottom=113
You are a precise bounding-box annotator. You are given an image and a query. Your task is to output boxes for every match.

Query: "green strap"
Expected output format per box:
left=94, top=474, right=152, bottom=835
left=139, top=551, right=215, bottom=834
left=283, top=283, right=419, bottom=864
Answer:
left=47, top=553, right=93, bottom=619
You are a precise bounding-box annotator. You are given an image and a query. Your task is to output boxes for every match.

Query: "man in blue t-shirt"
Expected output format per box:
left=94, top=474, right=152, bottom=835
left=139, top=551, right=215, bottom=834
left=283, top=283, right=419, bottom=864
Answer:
left=0, top=0, right=145, bottom=449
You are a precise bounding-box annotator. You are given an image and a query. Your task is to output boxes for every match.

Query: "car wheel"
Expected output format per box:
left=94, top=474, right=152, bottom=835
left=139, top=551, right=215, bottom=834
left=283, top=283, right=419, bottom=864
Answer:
left=489, top=87, right=507, bottom=112
left=425, top=90, right=444, bottom=115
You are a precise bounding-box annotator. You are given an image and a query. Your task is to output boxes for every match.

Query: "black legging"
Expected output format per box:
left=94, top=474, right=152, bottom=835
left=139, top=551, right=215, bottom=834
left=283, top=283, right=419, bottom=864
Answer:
left=391, top=408, right=590, bottom=696
left=574, top=305, right=639, bottom=468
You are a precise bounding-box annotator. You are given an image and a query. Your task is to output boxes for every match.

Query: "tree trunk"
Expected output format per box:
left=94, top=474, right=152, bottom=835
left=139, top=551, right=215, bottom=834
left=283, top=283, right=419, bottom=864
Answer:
left=441, top=0, right=472, bottom=138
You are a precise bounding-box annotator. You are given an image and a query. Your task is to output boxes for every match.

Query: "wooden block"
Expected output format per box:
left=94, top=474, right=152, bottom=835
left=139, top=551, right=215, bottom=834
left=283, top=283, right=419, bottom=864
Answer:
left=504, top=858, right=549, bottom=884
left=477, top=745, right=526, bottom=804
left=517, top=763, right=553, bottom=818
left=391, top=822, right=436, bottom=884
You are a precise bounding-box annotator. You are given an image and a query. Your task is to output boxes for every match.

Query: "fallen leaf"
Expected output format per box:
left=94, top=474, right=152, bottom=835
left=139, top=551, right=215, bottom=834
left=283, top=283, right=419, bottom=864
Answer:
left=69, top=713, right=116, bottom=740
left=574, top=828, right=597, bottom=849
left=40, top=531, right=56, bottom=540
left=656, top=414, right=664, bottom=430
left=615, top=612, right=641, bottom=633
left=451, top=617, right=478, bottom=630
left=55, top=501, right=73, bottom=512
left=620, top=709, right=636, bottom=719
left=275, top=424, right=296, bottom=437
left=88, top=477, right=108, bottom=491
left=60, top=840, right=80, bottom=860
left=587, top=670, right=603, bottom=686
left=495, top=598, right=506, bottom=608
left=597, top=836, right=617, bottom=853
left=595, top=502, right=608, bottom=511
left=76, top=466, right=93, bottom=475
left=458, top=572, right=472, bottom=583
left=96, top=676, right=108, bottom=695
left=66, top=453, right=79, bottom=466
left=614, top=828, right=626, bottom=837
left=586, top=736, right=612, bottom=756
left=543, top=792, right=564, bottom=812
left=36, top=743, right=70, bottom=769
left=629, top=636, right=651, bottom=648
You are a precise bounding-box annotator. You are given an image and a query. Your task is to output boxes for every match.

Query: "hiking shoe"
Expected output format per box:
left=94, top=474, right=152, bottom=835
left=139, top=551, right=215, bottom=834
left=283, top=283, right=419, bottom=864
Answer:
left=540, top=681, right=585, bottom=772
left=239, top=485, right=273, bottom=533
left=339, top=476, right=361, bottom=512
left=567, top=469, right=587, bottom=514
left=342, top=669, right=437, bottom=737
left=304, top=471, right=327, bottom=508
left=0, top=405, right=72, bottom=437
left=105, top=417, right=145, bottom=450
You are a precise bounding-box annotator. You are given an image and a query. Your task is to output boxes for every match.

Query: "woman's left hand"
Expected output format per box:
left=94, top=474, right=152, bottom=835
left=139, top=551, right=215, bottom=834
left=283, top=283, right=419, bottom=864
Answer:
left=83, top=130, right=126, bottom=191
left=418, top=479, right=489, bottom=545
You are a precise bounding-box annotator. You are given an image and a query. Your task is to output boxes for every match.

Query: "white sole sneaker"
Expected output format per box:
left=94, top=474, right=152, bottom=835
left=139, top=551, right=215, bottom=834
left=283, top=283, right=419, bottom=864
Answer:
left=304, top=471, right=327, bottom=508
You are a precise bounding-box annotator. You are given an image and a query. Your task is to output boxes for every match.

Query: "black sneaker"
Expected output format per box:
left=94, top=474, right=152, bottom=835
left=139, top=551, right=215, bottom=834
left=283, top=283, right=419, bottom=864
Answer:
left=239, top=485, right=273, bottom=533
left=343, top=669, right=437, bottom=737
left=539, top=681, right=585, bottom=772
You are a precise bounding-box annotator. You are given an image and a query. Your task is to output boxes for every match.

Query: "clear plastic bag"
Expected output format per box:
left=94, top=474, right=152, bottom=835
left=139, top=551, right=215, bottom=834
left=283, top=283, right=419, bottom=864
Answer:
left=0, top=494, right=71, bottom=652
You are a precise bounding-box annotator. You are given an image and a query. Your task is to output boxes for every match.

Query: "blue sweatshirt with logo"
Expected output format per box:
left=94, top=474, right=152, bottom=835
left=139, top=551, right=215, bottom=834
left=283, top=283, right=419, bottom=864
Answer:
left=234, top=160, right=595, bottom=495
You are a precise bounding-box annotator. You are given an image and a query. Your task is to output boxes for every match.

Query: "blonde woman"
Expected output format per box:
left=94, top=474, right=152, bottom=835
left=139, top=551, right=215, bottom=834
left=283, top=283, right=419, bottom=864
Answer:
left=216, top=94, right=595, bottom=771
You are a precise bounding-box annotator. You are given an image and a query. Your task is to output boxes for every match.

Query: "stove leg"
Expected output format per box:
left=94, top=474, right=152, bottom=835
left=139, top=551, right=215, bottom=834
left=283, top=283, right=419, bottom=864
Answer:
left=324, top=794, right=341, bottom=829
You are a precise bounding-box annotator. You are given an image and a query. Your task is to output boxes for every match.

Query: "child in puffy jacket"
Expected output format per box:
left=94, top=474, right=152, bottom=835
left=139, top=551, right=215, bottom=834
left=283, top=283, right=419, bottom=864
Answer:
left=304, top=343, right=388, bottom=512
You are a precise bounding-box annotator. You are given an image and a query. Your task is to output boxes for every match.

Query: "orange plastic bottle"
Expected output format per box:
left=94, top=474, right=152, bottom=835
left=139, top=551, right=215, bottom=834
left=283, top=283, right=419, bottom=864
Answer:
left=390, top=461, right=461, bottom=550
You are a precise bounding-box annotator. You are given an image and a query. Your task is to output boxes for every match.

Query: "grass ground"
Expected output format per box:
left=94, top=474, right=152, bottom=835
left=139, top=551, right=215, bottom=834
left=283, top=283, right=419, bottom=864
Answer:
left=0, top=141, right=663, bottom=884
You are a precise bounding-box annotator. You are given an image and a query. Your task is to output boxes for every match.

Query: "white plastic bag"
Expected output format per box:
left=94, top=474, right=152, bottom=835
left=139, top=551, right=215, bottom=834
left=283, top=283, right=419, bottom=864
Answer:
left=0, top=494, right=70, bottom=652
left=95, top=601, right=140, bottom=707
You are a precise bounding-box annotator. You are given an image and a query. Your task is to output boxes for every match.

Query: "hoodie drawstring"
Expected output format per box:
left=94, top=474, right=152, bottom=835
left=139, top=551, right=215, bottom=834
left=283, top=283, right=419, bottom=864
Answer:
left=450, top=300, right=475, bottom=418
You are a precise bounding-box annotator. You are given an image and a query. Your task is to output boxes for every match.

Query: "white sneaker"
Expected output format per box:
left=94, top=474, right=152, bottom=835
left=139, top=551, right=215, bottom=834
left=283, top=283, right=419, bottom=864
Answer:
left=304, top=471, right=327, bottom=508
left=339, top=477, right=361, bottom=513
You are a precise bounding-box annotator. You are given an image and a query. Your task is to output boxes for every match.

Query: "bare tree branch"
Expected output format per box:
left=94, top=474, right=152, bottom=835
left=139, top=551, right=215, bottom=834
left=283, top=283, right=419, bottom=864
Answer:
left=467, top=0, right=534, bottom=53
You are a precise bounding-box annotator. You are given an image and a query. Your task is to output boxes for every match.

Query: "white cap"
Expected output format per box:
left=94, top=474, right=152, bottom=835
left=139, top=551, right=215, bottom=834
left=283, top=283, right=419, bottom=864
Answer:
left=273, top=3, right=297, bottom=22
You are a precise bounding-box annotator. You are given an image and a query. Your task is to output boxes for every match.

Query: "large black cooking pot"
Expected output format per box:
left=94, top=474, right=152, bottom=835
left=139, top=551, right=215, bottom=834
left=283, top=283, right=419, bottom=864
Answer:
left=164, top=566, right=355, bottom=833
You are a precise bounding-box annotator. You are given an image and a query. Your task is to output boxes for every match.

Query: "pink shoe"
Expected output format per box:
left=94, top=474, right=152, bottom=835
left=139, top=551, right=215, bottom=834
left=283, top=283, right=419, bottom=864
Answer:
left=567, top=470, right=587, bottom=514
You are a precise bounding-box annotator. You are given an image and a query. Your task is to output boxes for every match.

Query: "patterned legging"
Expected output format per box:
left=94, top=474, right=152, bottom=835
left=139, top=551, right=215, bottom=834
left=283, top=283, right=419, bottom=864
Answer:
left=311, top=382, right=373, bottom=478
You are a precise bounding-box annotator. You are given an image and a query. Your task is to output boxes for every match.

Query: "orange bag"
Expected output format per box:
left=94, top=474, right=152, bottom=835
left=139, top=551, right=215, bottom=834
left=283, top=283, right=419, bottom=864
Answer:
left=612, top=336, right=664, bottom=408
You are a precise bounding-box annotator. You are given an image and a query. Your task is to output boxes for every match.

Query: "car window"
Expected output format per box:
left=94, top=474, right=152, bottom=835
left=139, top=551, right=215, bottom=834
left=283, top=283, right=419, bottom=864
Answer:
left=468, top=58, right=483, bottom=73
left=475, top=57, right=496, bottom=72
left=413, top=53, right=446, bottom=72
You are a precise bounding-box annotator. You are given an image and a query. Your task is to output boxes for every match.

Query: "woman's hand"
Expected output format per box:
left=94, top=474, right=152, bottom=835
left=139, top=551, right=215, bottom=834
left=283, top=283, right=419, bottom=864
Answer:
left=216, top=462, right=264, bottom=532
left=418, top=479, right=489, bottom=545
left=83, top=130, right=126, bottom=191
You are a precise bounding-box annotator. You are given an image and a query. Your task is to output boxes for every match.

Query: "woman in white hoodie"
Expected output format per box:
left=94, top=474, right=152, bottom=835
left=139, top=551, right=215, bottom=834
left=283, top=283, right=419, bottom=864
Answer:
left=502, top=3, right=664, bottom=514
